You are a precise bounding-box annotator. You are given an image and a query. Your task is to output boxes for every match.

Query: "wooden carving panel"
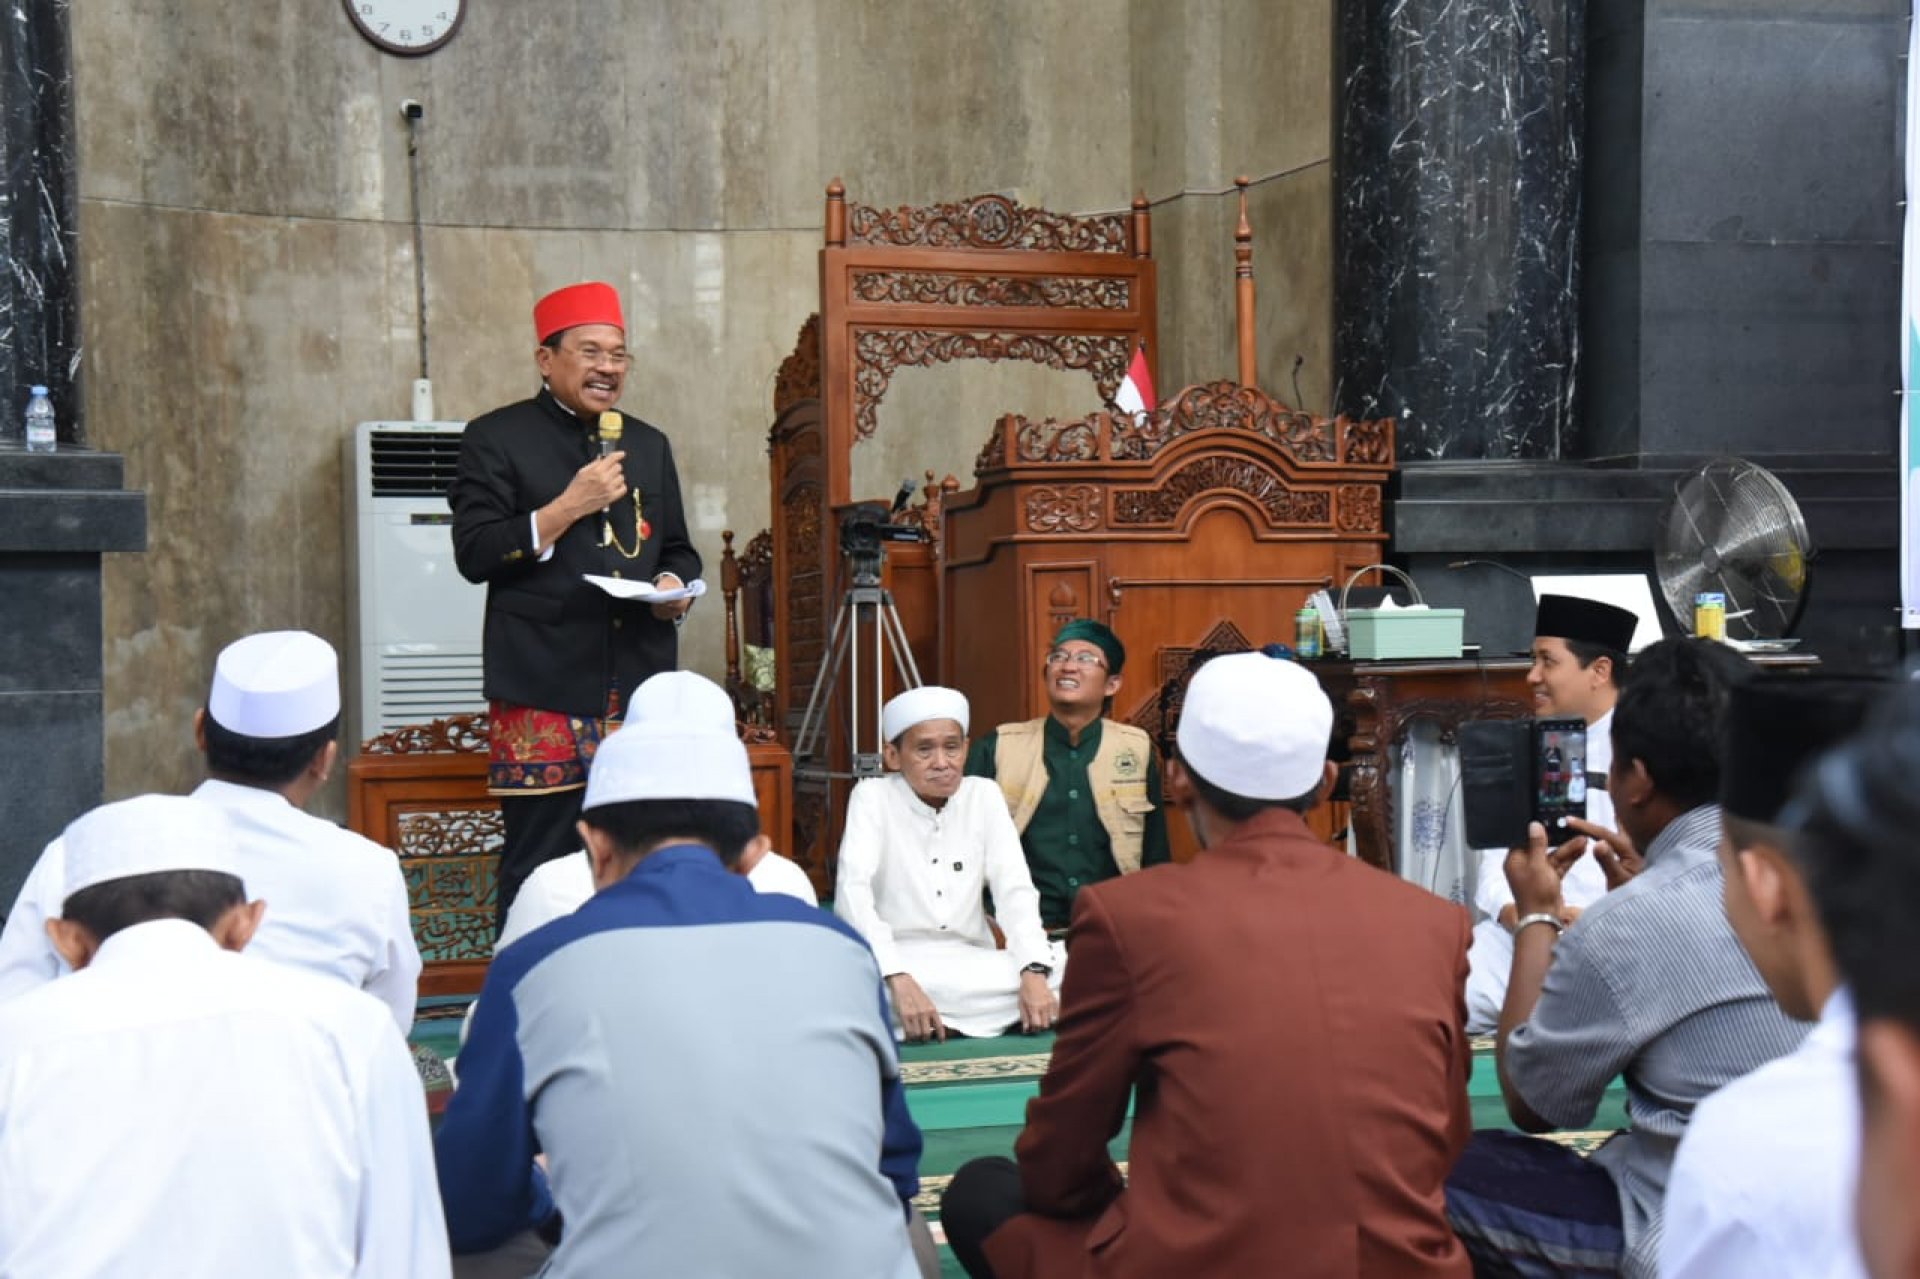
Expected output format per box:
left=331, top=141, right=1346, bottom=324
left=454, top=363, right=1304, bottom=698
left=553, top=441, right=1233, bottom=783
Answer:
left=773, top=314, right=821, bottom=416
left=852, top=272, right=1132, bottom=310
left=1129, top=619, right=1255, bottom=752
left=1107, top=379, right=1397, bottom=468
left=782, top=479, right=826, bottom=696
left=1025, top=484, right=1104, bottom=534
left=848, top=194, right=1130, bottom=254
left=362, top=713, right=489, bottom=755
left=851, top=330, right=1129, bottom=443
left=1336, top=484, right=1384, bottom=533
left=1111, top=456, right=1331, bottom=528
left=397, top=804, right=501, bottom=966
left=1032, top=564, right=1097, bottom=650
left=1110, top=380, right=1335, bottom=462
left=1345, top=417, right=1393, bottom=464
left=1017, top=417, right=1102, bottom=463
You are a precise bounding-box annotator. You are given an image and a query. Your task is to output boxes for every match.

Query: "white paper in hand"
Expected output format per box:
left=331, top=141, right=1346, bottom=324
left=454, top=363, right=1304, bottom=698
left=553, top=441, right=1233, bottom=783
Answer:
left=582, top=575, right=708, bottom=603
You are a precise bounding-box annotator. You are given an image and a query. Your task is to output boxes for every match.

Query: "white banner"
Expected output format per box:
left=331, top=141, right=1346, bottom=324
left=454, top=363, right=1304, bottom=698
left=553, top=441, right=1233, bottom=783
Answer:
left=1903, top=1, right=1920, bottom=625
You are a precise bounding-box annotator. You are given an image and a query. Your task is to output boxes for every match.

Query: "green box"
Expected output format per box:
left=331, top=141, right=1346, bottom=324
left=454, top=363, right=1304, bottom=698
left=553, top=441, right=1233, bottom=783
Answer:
left=1345, top=607, right=1465, bottom=660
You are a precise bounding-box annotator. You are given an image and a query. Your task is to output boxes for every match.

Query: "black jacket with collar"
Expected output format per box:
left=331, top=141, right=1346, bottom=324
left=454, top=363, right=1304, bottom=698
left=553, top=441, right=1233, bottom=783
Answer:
left=450, top=388, right=701, bottom=717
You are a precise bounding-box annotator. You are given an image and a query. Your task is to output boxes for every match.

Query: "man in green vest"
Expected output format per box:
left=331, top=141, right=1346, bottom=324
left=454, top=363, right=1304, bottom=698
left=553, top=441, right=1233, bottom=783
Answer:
left=965, top=619, right=1170, bottom=930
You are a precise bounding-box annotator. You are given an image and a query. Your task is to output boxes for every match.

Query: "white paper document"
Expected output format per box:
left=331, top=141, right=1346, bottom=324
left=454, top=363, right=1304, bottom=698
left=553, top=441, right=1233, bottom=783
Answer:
left=582, top=575, right=708, bottom=603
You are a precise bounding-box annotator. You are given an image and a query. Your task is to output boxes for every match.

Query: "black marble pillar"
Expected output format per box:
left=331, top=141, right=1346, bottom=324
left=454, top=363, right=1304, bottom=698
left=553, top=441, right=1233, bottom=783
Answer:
left=1335, top=0, right=1584, bottom=459
left=0, top=0, right=80, bottom=443
left=0, top=452, right=145, bottom=907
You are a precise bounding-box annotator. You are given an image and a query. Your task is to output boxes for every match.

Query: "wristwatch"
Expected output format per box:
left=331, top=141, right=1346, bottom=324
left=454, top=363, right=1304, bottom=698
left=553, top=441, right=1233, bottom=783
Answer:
left=1022, top=962, right=1052, bottom=977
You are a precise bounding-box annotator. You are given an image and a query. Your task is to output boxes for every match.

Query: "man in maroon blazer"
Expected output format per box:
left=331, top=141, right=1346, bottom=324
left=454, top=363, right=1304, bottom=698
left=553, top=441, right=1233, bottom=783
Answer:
left=941, top=651, right=1474, bottom=1279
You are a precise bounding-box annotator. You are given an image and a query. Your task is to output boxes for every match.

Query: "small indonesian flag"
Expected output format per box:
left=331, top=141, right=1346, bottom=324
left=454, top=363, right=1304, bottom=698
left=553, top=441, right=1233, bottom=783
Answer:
left=1114, top=343, right=1156, bottom=418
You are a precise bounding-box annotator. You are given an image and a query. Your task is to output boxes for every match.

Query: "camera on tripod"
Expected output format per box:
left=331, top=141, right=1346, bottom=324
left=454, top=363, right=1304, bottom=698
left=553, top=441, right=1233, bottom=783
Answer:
left=838, top=502, right=929, bottom=581
left=794, top=499, right=930, bottom=783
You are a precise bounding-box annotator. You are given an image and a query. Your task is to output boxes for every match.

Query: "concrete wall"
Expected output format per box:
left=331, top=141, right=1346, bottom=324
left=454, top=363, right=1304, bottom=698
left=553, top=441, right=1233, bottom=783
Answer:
left=73, top=0, right=1334, bottom=809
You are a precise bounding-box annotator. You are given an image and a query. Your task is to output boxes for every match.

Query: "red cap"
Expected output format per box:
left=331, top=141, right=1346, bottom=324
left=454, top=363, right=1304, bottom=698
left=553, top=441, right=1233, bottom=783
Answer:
left=533, top=282, right=625, bottom=345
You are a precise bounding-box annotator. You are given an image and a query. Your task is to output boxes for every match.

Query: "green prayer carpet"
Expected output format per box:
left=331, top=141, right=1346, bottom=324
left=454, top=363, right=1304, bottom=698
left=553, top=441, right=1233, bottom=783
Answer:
left=412, top=1015, right=1630, bottom=1279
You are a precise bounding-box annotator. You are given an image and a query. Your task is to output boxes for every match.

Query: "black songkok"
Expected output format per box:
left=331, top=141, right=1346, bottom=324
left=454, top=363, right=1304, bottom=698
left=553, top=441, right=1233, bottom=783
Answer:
left=1720, top=675, right=1883, bottom=824
left=1533, top=594, right=1638, bottom=653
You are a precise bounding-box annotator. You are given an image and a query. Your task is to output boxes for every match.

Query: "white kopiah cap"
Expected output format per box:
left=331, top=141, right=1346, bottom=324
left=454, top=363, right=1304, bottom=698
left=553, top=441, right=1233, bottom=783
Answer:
left=1176, top=652, right=1332, bottom=801
left=207, top=631, right=341, bottom=739
left=882, top=686, right=970, bottom=743
left=583, top=671, right=756, bottom=810
left=62, top=795, right=243, bottom=902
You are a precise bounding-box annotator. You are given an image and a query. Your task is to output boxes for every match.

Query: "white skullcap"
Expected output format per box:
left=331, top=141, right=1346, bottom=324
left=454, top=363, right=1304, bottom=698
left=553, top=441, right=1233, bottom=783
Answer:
left=62, top=795, right=243, bottom=902
left=882, top=686, right=969, bottom=743
left=1176, top=652, right=1332, bottom=801
left=583, top=671, right=756, bottom=810
left=208, top=631, right=340, bottom=738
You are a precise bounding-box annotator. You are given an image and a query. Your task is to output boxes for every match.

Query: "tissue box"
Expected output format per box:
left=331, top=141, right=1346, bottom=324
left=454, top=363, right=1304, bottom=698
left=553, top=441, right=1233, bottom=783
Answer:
left=1344, top=607, right=1464, bottom=660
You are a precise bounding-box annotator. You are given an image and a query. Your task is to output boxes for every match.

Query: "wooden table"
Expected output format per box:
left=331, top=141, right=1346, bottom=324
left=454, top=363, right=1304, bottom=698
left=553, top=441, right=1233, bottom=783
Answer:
left=1311, top=651, right=1818, bottom=872
left=1311, top=658, right=1532, bottom=871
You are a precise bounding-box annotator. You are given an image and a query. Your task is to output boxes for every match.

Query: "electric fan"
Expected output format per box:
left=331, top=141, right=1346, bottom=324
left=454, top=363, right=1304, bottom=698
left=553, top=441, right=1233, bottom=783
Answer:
left=1654, top=457, right=1813, bottom=642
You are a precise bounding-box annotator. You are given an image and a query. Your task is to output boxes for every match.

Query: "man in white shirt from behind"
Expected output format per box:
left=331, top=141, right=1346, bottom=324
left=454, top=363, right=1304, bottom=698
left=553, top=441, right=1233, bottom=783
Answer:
left=1659, top=675, right=1884, bottom=1279
left=835, top=686, right=1064, bottom=1042
left=1464, top=594, right=1637, bottom=1033
left=0, top=631, right=421, bottom=1032
left=0, top=794, right=449, bottom=1279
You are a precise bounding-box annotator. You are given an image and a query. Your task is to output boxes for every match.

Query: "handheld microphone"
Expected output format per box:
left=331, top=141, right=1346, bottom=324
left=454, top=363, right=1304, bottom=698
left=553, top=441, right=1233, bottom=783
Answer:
left=889, top=477, right=915, bottom=516
left=597, top=413, right=624, bottom=536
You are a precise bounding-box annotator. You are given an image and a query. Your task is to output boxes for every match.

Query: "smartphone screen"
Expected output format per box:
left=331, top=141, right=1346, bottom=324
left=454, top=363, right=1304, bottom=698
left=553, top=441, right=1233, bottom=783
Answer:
left=1534, top=718, right=1587, bottom=838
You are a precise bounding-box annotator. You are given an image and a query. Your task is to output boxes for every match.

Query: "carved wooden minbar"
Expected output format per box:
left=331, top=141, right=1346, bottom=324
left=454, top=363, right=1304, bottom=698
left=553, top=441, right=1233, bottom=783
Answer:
left=764, top=185, right=1163, bottom=881
left=943, top=380, right=1396, bottom=815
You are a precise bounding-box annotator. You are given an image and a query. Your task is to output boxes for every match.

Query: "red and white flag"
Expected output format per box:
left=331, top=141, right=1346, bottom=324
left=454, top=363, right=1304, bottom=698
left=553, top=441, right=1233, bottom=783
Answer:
left=1114, top=343, right=1156, bottom=419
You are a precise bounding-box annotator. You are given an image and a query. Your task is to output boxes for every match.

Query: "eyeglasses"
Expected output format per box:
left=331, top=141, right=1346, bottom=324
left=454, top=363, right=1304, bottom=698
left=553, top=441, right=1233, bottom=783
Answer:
left=562, top=343, right=632, bottom=369
left=1045, top=650, right=1106, bottom=669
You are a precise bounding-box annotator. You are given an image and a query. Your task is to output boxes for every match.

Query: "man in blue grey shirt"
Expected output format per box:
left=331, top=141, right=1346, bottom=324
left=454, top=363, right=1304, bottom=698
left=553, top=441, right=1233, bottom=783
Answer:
left=435, top=672, right=928, bottom=1277
left=1446, top=638, right=1807, bottom=1279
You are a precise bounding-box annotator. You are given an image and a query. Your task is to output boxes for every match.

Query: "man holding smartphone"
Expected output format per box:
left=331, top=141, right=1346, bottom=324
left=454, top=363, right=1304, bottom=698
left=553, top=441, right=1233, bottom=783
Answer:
left=1463, top=593, right=1638, bottom=1031
left=1446, top=638, right=1805, bottom=1279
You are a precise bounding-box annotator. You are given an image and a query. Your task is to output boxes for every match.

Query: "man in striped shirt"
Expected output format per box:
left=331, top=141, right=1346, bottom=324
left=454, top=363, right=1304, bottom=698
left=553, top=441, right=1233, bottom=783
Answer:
left=1445, top=638, right=1807, bottom=1279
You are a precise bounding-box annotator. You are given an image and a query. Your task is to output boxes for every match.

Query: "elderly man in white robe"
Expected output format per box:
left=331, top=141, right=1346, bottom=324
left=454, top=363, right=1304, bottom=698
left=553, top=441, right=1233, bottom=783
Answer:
left=836, top=687, right=1065, bottom=1041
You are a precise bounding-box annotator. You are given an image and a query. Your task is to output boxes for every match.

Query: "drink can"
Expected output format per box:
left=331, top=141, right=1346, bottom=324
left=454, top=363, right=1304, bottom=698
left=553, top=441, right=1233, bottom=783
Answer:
left=1295, top=607, right=1323, bottom=659
left=1694, top=592, right=1726, bottom=641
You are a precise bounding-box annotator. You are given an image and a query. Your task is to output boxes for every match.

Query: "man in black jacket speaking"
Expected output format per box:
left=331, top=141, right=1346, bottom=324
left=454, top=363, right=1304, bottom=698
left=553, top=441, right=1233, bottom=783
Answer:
left=451, top=281, right=701, bottom=929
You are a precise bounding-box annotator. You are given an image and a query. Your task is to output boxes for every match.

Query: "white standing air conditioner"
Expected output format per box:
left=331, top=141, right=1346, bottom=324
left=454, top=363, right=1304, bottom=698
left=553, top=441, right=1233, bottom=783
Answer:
left=344, top=420, right=487, bottom=743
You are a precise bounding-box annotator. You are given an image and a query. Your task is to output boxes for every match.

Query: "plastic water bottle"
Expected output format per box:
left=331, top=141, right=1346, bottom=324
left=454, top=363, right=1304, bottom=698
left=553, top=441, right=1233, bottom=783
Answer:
left=24, top=386, right=54, bottom=453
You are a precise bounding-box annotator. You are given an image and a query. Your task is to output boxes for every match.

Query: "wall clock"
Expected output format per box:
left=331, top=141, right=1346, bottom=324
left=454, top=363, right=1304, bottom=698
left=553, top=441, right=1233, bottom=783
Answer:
left=344, top=0, right=465, bottom=56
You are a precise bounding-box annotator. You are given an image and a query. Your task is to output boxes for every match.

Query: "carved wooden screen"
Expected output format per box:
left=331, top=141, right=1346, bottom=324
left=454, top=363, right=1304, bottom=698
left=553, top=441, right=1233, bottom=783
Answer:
left=817, top=182, right=1158, bottom=510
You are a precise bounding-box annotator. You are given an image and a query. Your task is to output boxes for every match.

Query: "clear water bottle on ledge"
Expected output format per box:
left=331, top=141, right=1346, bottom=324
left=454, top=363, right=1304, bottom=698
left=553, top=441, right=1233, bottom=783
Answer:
left=24, top=386, right=54, bottom=453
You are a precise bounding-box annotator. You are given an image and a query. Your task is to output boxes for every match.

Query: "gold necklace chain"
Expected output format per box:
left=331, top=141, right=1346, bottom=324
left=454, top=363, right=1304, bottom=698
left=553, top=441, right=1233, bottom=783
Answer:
left=601, top=489, right=647, bottom=559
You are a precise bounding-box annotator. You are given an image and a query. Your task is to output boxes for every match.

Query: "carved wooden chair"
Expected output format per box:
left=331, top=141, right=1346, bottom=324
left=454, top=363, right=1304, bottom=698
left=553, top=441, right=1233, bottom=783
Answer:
left=720, top=528, right=777, bottom=728
left=348, top=713, right=500, bottom=997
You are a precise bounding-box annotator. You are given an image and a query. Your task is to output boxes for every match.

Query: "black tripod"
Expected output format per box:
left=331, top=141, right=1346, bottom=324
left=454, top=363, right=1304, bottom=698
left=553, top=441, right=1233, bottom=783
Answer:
left=792, top=541, right=924, bottom=783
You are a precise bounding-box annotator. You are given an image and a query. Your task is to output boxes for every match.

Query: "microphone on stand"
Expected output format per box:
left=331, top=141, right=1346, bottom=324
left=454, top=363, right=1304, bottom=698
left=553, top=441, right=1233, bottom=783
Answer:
left=889, top=477, right=916, bottom=516
left=598, top=412, right=624, bottom=544
left=1447, top=558, right=1534, bottom=586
